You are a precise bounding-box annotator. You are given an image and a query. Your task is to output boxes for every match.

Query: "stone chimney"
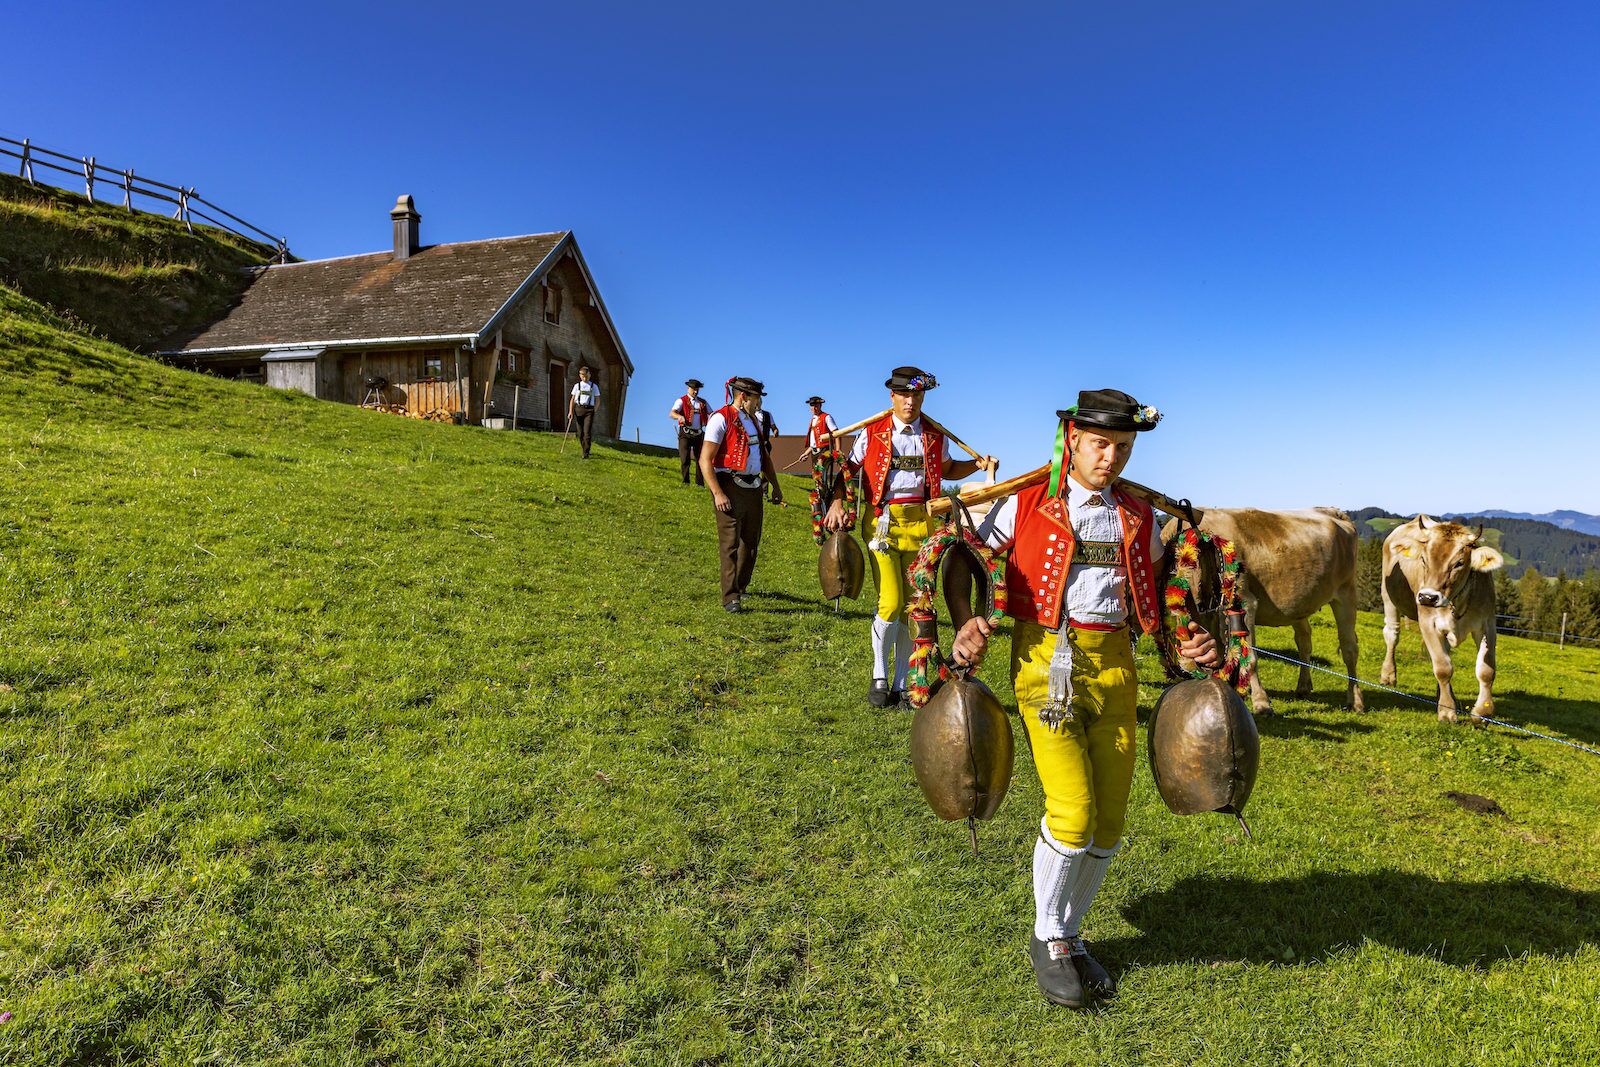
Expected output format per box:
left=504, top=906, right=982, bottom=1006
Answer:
left=390, top=194, right=421, bottom=260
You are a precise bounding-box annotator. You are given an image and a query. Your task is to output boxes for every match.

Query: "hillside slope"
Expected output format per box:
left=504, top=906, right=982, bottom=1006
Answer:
left=1, top=297, right=1598, bottom=1064
left=0, top=172, right=273, bottom=351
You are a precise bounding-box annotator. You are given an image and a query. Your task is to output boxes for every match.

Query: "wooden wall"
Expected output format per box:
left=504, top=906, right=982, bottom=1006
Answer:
left=337, top=347, right=466, bottom=417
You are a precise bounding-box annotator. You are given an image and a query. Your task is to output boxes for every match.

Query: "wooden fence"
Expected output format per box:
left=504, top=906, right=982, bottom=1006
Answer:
left=1, top=134, right=289, bottom=262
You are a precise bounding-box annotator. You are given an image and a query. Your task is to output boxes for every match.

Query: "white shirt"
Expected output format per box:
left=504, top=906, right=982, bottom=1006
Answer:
left=847, top=415, right=953, bottom=501
left=702, top=409, right=763, bottom=475
left=571, top=380, right=599, bottom=407
left=670, top=395, right=707, bottom=430
left=806, top=413, right=839, bottom=449
left=976, top=476, right=1166, bottom=627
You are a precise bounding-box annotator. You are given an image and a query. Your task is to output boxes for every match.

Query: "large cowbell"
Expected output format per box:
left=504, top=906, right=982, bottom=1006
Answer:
left=818, top=530, right=864, bottom=600
left=909, top=540, right=1014, bottom=852
left=1147, top=676, right=1260, bottom=836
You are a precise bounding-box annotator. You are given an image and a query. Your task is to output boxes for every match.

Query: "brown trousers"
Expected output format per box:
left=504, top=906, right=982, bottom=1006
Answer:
left=714, top=473, right=764, bottom=604
left=679, top=429, right=705, bottom=484
left=573, top=408, right=595, bottom=457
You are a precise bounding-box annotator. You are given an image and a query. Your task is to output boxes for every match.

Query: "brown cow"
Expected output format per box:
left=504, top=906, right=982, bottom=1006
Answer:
left=1379, top=516, right=1504, bottom=722
left=1166, top=507, right=1364, bottom=715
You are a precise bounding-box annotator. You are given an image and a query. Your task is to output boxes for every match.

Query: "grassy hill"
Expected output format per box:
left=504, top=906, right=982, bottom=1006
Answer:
left=0, top=172, right=273, bottom=351
left=1, top=205, right=1598, bottom=1060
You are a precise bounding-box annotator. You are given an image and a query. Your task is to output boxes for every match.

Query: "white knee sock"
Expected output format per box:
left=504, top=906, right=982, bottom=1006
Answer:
left=871, top=615, right=893, bottom=683
left=1033, top=819, right=1087, bottom=941
left=1062, top=839, right=1122, bottom=938
left=892, top=619, right=911, bottom=689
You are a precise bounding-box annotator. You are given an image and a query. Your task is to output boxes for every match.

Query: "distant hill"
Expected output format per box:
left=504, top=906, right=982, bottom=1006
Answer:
left=1348, top=507, right=1600, bottom=578
left=1467, top=509, right=1600, bottom=537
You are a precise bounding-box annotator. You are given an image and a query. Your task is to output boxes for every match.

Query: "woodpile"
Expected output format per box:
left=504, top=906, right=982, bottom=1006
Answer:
left=360, top=401, right=457, bottom=423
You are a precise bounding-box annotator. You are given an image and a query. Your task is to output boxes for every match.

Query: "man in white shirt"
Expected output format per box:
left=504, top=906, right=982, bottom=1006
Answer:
left=699, top=376, right=782, bottom=612
left=670, top=378, right=711, bottom=485
left=823, top=366, right=994, bottom=707
left=568, top=366, right=601, bottom=459
left=949, top=388, right=1218, bottom=1011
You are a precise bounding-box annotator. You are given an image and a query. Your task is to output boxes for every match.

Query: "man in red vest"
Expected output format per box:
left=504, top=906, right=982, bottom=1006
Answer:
left=699, top=376, right=782, bottom=612
left=949, top=388, right=1219, bottom=1010
left=824, top=366, right=994, bottom=707
left=670, top=378, right=711, bottom=486
left=804, top=396, right=837, bottom=454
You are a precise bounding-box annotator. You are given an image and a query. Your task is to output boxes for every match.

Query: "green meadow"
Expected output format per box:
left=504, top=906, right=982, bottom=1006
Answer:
left=1, top=284, right=1597, bottom=1065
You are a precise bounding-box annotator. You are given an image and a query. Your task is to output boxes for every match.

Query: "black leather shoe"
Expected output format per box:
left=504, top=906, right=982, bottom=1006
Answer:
left=1067, top=937, right=1116, bottom=998
left=723, top=599, right=742, bottom=613
left=890, top=689, right=907, bottom=709
left=867, top=680, right=892, bottom=708
left=1028, top=935, right=1086, bottom=1008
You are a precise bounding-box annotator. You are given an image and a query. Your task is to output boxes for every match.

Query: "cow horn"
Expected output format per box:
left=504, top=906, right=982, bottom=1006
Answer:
left=1473, top=521, right=1484, bottom=542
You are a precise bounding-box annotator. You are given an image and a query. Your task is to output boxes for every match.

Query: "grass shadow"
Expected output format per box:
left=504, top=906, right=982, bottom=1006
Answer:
left=1108, top=871, right=1599, bottom=969
left=1252, top=714, right=1379, bottom=743
left=1486, top=690, right=1600, bottom=749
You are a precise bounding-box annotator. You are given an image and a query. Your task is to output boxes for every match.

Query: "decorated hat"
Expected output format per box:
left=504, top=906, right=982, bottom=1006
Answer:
left=805, top=395, right=825, bottom=405
left=1057, top=388, right=1161, bottom=432
left=685, top=378, right=704, bottom=389
left=885, top=365, right=938, bottom=391
left=726, top=375, right=766, bottom=397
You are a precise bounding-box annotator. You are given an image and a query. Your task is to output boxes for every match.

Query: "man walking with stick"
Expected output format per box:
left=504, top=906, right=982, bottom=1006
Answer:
left=568, top=365, right=600, bottom=459
left=670, top=378, right=711, bottom=485
left=700, top=376, right=782, bottom=612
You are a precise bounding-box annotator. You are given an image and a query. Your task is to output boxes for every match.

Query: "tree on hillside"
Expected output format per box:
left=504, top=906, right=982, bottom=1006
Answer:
left=1355, top=536, right=1385, bottom=612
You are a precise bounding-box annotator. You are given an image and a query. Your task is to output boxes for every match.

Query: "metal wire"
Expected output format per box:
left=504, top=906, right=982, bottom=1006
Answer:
left=1251, top=647, right=1600, bottom=757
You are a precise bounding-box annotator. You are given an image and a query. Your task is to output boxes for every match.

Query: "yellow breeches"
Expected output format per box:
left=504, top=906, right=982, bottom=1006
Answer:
left=1012, top=619, right=1139, bottom=850
left=868, top=503, right=933, bottom=622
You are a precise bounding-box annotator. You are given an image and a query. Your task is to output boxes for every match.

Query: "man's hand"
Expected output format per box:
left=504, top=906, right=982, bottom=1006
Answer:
left=951, top=616, right=995, bottom=668
left=1181, top=626, right=1221, bottom=669
left=712, top=492, right=734, bottom=514
left=824, top=499, right=847, bottom=531
left=769, top=485, right=784, bottom=507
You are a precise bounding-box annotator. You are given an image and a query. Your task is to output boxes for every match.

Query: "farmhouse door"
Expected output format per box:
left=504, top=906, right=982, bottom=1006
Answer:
left=549, top=361, right=567, bottom=428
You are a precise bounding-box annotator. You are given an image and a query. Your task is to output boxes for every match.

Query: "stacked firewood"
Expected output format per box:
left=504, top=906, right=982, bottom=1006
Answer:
left=360, top=402, right=457, bottom=423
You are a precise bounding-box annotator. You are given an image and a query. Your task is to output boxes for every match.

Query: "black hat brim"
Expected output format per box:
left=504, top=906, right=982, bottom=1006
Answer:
left=1058, top=408, right=1159, bottom=431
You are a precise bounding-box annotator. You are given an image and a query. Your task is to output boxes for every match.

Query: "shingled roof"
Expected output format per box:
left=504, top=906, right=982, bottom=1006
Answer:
left=165, top=231, right=571, bottom=354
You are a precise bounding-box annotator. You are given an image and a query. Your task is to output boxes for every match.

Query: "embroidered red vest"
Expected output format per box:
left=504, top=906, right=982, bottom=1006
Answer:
left=1003, top=480, right=1161, bottom=634
left=807, top=412, right=833, bottom=448
left=678, top=395, right=708, bottom=425
left=857, top=414, right=945, bottom=512
left=712, top=405, right=753, bottom=471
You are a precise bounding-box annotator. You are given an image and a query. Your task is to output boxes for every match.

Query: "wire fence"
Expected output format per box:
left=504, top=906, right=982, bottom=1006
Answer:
left=1494, top=613, right=1599, bottom=647
left=1, top=135, right=289, bottom=262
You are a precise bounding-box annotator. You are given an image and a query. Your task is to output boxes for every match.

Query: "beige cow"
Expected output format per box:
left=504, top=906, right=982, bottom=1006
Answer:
left=1166, top=507, right=1363, bottom=715
left=1379, top=516, right=1504, bottom=722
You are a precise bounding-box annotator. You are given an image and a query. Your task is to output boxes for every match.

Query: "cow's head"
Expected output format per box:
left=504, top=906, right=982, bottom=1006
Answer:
left=1391, top=515, right=1504, bottom=609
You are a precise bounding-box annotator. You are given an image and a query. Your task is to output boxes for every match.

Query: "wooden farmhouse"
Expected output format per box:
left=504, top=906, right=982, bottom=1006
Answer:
left=161, top=196, right=632, bottom=433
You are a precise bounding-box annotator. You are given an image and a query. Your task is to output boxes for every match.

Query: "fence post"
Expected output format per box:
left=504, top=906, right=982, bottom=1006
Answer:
left=1559, top=612, right=1567, bottom=650
left=19, top=138, right=31, bottom=182
left=512, top=385, right=520, bottom=428
left=84, top=156, right=95, bottom=202
left=123, top=169, right=133, bottom=210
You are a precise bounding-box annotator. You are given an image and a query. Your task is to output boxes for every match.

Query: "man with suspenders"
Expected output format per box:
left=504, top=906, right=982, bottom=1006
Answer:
left=568, top=365, right=600, bottom=459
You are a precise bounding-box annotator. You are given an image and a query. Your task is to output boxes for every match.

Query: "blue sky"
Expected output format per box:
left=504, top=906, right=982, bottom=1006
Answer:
left=9, top=1, right=1598, bottom=512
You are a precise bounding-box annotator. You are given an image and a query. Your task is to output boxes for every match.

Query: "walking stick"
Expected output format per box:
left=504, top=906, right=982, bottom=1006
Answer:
left=559, top=412, right=575, bottom=453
